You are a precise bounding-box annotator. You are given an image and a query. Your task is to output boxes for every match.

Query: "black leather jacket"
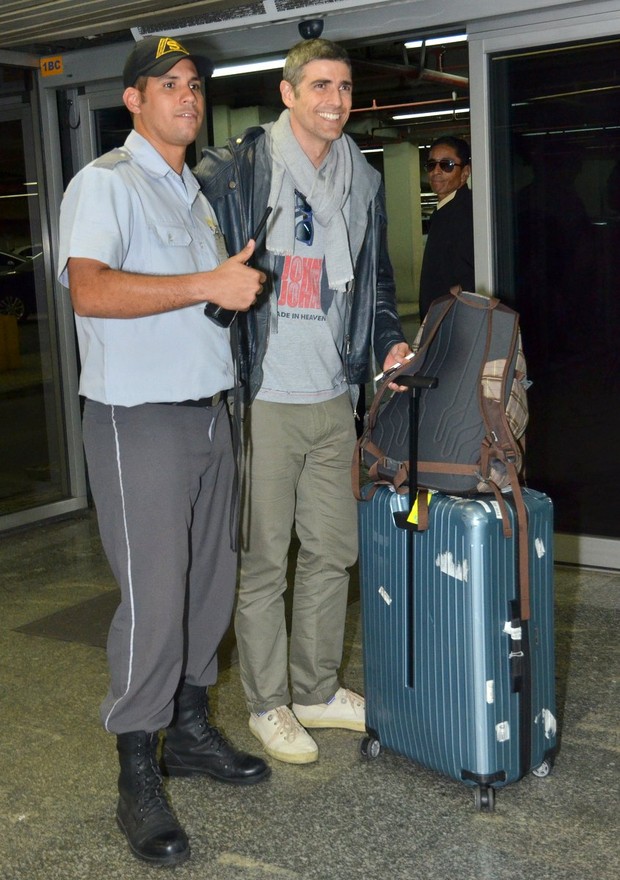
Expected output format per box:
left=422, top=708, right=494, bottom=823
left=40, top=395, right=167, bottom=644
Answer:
left=194, top=127, right=406, bottom=403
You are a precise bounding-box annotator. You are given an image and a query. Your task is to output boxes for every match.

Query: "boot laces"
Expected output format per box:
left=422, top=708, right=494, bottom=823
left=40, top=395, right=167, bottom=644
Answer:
left=135, top=747, right=172, bottom=820
left=201, top=719, right=230, bottom=753
left=189, top=705, right=230, bottom=753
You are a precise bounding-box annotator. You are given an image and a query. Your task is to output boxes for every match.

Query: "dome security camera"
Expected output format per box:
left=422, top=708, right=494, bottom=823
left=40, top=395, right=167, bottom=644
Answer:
left=298, top=19, right=324, bottom=40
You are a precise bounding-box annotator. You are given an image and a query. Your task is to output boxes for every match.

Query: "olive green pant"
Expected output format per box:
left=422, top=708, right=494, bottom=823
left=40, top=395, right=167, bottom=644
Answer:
left=235, top=395, right=359, bottom=713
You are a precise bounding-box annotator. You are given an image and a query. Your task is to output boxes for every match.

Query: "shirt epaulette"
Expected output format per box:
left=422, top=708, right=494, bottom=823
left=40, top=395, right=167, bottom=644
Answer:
left=92, top=148, right=132, bottom=170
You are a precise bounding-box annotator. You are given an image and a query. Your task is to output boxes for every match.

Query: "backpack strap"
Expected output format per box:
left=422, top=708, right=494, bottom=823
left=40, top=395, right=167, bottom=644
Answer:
left=353, top=294, right=456, bottom=501
left=476, top=306, right=532, bottom=621
left=507, top=465, right=531, bottom=621
left=450, top=285, right=501, bottom=311
left=477, top=470, right=531, bottom=620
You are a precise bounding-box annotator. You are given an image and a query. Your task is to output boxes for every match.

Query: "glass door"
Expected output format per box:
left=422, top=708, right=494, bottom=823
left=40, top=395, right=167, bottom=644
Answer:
left=0, top=95, right=73, bottom=525
left=74, top=87, right=131, bottom=170
left=73, top=86, right=197, bottom=168
left=488, top=34, right=620, bottom=561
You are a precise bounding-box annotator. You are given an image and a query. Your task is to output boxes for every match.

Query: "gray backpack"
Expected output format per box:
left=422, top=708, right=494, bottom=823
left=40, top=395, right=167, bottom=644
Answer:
left=354, top=289, right=533, bottom=615
left=355, top=288, right=528, bottom=498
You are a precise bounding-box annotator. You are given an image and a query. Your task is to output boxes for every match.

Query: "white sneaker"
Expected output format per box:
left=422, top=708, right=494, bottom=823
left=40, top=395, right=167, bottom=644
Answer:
left=249, top=706, right=318, bottom=764
left=292, top=688, right=366, bottom=732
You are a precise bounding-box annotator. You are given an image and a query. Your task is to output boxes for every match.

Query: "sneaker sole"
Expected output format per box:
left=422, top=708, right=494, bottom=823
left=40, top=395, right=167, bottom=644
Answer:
left=249, top=727, right=318, bottom=765
left=293, top=718, right=366, bottom=732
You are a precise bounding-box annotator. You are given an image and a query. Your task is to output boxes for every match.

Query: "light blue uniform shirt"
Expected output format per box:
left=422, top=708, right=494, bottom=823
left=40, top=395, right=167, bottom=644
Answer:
left=58, top=130, right=234, bottom=406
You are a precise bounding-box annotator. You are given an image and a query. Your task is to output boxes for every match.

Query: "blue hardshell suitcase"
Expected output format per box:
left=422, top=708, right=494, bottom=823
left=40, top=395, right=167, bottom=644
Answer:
left=358, top=485, right=557, bottom=810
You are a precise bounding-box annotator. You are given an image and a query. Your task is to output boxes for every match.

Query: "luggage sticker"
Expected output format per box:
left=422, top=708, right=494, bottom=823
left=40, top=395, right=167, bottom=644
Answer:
left=496, top=721, right=511, bottom=742
left=489, top=500, right=504, bottom=519
left=378, top=586, right=392, bottom=606
left=435, top=551, right=469, bottom=582
left=407, top=490, right=432, bottom=525
left=535, top=708, right=557, bottom=739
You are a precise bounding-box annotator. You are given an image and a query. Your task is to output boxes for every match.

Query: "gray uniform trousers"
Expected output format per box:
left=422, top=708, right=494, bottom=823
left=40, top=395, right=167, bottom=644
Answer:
left=82, top=399, right=237, bottom=735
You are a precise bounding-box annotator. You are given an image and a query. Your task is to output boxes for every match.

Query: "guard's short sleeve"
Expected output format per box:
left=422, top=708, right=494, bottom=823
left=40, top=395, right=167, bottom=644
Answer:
left=58, top=165, right=132, bottom=287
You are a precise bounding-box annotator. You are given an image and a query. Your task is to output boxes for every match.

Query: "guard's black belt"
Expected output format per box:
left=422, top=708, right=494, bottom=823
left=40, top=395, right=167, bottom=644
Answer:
left=159, top=391, right=227, bottom=408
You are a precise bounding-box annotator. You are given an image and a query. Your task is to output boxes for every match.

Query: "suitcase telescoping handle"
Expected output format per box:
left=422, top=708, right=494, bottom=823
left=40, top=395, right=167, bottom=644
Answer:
left=393, top=374, right=438, bottom=532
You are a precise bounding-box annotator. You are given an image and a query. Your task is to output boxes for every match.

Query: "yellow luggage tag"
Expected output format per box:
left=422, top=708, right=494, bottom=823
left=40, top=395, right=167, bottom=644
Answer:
left=407, top=490, right=432, bottom=525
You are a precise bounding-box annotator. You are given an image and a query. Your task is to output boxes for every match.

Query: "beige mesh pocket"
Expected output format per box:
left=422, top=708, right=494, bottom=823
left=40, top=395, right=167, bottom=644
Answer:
left=481, top=343, right=528, bottom=440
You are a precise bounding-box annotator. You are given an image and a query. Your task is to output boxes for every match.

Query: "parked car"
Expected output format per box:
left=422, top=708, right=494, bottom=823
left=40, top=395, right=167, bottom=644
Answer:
left=0, top=251, right=37, bottom=322
left=13, top=243, right=43, bottom=260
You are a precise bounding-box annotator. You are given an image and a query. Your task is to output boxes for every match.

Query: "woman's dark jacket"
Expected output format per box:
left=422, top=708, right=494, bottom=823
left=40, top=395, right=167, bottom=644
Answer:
left=194, top=127, right=406, bottom=404
left=418, top=185, right=475, bottom=321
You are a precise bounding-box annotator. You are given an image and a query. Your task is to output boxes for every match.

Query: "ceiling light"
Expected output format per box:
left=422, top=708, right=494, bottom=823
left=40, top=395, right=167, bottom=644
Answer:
left=404, top=34, right=467, bottom=49
left=393, top=107, right=470, bottom=121
left=212, top=58, right=285, bottom=78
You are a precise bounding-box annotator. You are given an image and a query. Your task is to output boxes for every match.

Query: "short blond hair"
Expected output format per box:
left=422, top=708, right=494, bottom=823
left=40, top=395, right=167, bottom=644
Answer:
left=283, top=39, right=351, bottom=93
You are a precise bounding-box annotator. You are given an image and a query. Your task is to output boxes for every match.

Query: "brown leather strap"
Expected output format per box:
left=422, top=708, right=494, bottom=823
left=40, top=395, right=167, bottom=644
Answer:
left=417, top=461, right=479, bottom=476
left=416, top=489, right=429, bottom=531
left=506, top=463, right=531, bottom=621
left=450, top=285, right=500, bottom=311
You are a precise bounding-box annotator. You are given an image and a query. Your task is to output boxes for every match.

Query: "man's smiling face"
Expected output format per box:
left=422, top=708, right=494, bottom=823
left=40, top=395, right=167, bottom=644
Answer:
left=280, top=59, right=352, bottom=165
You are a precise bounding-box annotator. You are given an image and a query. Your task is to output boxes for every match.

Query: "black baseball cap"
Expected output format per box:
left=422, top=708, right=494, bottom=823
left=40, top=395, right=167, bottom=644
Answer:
left=123, top=36, right=213, bottom=88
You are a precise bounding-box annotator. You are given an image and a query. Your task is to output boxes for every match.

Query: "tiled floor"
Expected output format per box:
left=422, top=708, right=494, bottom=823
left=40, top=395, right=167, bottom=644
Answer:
left=1, top=511, right=618, bottom=879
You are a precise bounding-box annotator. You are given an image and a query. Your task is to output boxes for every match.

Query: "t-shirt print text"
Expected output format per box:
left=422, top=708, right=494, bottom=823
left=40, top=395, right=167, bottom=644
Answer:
left=278, top=256, right=325, bottom=320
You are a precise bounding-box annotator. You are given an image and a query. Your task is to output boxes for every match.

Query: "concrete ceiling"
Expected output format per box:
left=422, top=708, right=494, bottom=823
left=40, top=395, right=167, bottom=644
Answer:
left=0, top=0, right=244, bottom=51
left=0, top=1, right=472, bottom=148
left=2, top=1, right=614, bottom=153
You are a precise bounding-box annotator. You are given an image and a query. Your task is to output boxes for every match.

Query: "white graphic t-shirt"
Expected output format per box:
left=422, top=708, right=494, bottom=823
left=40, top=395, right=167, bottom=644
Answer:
left=257, top=200, right=348, bottom=404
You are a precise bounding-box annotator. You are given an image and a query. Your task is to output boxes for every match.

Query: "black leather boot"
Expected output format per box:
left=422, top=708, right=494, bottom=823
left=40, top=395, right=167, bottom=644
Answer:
left=162, top=683, right=271, bottom=785
left=116, top=731, right=190, bottom=866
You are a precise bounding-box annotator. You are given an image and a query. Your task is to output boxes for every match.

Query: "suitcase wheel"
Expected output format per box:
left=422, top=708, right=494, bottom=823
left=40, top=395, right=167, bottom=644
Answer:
left=474, top=785, right=496, bottom=813
left=531, top=760, right=552, bottom=778
left=360, top=735, right=381, bottom=760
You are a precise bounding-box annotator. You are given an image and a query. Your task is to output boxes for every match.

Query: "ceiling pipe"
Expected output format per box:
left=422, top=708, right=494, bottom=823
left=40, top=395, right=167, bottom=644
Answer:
left=350, top=95, right=468, bottom=115
left=353, top=56, right=468, bottom=91
left=418, top=68, right=468, bottom=88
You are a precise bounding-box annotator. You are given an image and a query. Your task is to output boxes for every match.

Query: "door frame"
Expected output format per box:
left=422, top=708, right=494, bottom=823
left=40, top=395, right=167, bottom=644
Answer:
left=468, top=0, right=620, bottom=569
left=0, top=89, right=88, bottom=531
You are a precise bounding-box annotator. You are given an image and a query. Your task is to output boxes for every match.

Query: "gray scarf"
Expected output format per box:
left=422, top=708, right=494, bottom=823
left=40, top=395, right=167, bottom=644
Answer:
left=265, top=110, right=356, bottom=293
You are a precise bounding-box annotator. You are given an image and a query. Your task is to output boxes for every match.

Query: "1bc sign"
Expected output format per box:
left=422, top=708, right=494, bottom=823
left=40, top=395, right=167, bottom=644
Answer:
left=40, top=56, right=64, bottom=77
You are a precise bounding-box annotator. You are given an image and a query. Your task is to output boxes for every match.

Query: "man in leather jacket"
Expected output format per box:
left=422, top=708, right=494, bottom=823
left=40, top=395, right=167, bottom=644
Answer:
left=195, top=38, right=410, bottom=765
